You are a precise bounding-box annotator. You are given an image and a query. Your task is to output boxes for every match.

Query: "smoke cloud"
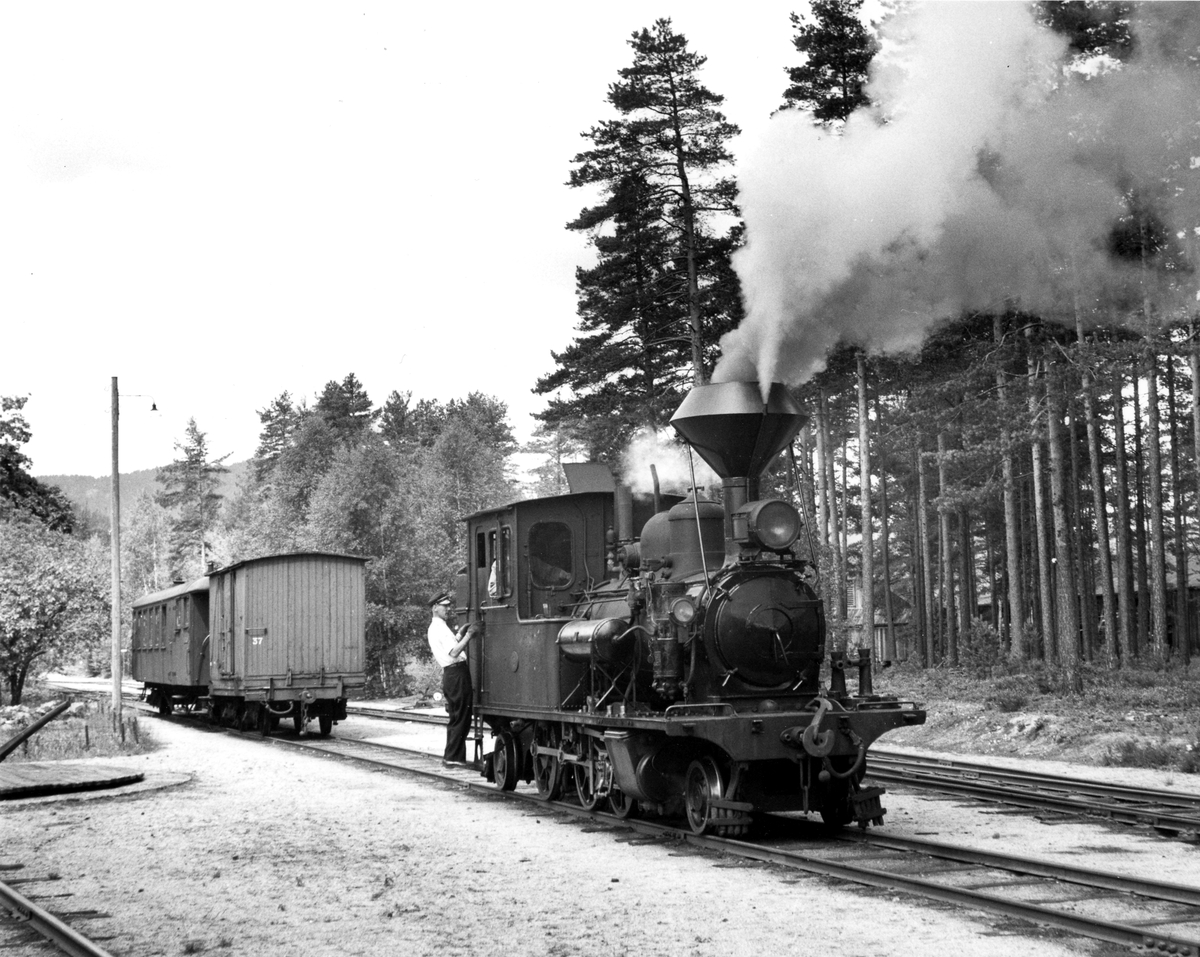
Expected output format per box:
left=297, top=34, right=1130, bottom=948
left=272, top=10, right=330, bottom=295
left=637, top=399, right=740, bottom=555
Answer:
left=715, top=2, right=1200, bottom=389
left=621, top=428, right=720, bottom=497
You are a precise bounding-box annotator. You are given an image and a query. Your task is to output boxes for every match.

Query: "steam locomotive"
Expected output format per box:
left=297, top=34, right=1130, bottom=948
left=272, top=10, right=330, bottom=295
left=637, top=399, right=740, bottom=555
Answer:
left=457, top=380, right=925, bottom=834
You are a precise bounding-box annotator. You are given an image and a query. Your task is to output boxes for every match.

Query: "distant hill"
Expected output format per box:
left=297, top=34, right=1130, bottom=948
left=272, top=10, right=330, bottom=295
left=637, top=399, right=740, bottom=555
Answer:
left=38, top=461, right=249, bottom=525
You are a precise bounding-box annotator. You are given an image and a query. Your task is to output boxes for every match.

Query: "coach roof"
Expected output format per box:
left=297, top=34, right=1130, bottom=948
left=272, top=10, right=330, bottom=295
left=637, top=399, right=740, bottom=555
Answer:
left=131, top=576, right=210, bottom=609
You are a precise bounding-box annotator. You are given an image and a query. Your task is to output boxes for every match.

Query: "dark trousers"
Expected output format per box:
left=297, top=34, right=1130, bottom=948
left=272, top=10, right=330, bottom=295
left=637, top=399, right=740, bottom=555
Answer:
left=442, top=662, right=473, bottom=762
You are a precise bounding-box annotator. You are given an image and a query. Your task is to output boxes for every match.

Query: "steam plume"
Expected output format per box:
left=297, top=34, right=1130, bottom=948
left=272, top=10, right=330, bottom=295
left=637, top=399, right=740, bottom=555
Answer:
left=715, top=2, right=1200, bottom=388
left=621, top=428, right=719, bottom=497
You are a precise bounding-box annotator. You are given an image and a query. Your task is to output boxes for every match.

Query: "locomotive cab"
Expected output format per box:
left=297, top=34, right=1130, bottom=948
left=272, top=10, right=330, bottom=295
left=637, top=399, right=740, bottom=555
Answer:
left=463, top=490, right=617, bottom=717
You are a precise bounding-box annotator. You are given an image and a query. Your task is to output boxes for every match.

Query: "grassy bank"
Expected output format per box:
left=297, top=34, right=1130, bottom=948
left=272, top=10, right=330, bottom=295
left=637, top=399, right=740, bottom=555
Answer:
left=0, top=687, right=154, bottom=763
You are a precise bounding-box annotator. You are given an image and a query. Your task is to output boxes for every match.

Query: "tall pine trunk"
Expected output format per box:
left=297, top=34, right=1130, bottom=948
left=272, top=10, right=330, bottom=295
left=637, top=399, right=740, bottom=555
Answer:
left=1167, top=353, right=1188, bottom=664
left=1145, top=351, right=1170, bottom=663
left=1068, top=397, right=1096, bottom=660
left=857, top=356, right=874, bottom=655
left=1132, top=369, right=1150, bottom=658
left=937, top=429, right=958, bottom=666
left=995, top=314, right=1025, bottom=661
left=1083, top=352, right=1118, bottom=669
left=1112, top=369, right=1136, bottom=664
left=918, top=445, right=937, bottom=664
left=877, top=401, right=897, bottom=661
left=1028, top=347, right=1055, bottom=661
left=1047, top=370, right=1082, bottom=690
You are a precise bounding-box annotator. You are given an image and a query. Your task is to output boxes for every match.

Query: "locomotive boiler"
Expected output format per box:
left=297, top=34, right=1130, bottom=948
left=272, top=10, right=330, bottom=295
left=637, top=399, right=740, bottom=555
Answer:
left=459, top=381, right=924, bottom=834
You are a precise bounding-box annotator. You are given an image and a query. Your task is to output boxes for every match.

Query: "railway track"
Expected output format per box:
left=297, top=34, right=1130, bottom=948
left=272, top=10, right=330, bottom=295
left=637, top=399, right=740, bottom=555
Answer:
left=868, top=749, right=1200, bottom=838
left=344, top=704, right=1200, bottom=840
left=0, top=864, right=115, bottom=957
left=268, top=731, right=1200, bottom=957
left=46, top=688, right=1200, bottom=952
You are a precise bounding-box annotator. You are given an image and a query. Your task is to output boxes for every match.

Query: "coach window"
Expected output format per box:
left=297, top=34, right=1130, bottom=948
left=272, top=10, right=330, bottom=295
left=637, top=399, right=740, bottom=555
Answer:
left=528, top=522, right=573, bottom=589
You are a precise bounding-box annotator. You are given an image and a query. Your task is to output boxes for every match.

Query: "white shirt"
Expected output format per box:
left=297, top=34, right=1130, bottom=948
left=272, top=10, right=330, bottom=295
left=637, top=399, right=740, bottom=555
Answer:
left=427, top=616, right=466, bottom=668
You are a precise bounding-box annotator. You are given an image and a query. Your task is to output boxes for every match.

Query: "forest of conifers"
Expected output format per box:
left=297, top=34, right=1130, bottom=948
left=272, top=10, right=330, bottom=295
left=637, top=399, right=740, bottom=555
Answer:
left=787, top=310, right=1200, bottom=689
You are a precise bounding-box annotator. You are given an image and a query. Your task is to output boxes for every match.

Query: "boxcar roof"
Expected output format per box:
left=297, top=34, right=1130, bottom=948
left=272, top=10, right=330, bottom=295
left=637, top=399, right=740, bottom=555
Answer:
left=132, top=576, right=209, bottom=609
left=208, top=550, right=368, bottom=576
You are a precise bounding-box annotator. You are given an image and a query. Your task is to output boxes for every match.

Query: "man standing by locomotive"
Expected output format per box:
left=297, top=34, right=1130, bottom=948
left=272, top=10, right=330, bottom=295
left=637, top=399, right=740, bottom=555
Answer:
left=426, top=592, right=476, bottom=765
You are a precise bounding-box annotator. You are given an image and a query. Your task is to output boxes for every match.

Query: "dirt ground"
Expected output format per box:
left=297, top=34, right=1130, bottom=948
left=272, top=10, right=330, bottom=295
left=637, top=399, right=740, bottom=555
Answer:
left=2, top=692, right=1199, bottom=957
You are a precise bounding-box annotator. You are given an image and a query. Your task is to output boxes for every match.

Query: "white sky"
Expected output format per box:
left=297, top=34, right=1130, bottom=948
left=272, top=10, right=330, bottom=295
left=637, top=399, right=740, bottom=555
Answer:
left=3, top=1, right=820, bottom=477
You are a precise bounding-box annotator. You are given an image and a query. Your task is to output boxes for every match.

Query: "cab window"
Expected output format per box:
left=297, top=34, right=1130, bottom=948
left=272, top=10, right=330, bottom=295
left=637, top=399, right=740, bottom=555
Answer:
left=528, top=522, right=573, bottom=588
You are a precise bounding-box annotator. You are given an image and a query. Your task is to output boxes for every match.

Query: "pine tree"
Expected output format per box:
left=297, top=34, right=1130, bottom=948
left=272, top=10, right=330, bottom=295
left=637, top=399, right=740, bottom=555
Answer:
left=780, top=0, right=878, bottom=122
left=537, top=18, right=741, bottom=456
left=254, top=391, right=300, bottom=481
left=156, top=419, right=230, bottom=575
left=316, top=373, right=379, bottom=440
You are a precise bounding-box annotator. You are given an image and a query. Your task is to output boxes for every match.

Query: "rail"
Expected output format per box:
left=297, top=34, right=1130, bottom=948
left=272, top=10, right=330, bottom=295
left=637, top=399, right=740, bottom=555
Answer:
left=0, top=874, right=115, bottom=957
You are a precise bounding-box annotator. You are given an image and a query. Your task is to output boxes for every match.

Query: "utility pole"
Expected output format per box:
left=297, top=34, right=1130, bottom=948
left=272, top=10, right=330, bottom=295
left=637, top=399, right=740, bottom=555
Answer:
left=110, top=377, right=122, bottom=714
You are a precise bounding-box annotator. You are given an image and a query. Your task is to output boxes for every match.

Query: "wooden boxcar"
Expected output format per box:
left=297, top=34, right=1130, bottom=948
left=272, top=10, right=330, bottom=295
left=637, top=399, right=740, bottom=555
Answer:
left=130, top=551, right=367, bottom=736
left=207, top=552, right=368, bottom=735
left=131, top=576, right=211, bottom=714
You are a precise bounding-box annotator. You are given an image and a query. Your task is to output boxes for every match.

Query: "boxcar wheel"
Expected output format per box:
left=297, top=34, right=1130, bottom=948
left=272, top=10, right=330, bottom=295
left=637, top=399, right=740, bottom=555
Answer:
left=684, top=757, right=724, bottom=835
left=493, top=732, right=518, bottom=791
left=318, top=715, right=332, bottom=737
left=157, top=692, right=171, bottom=717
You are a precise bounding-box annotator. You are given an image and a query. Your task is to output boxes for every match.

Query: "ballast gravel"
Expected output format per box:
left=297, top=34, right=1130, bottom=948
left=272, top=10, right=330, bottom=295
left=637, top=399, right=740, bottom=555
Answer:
left=2, top=709, right=1197, bottom=957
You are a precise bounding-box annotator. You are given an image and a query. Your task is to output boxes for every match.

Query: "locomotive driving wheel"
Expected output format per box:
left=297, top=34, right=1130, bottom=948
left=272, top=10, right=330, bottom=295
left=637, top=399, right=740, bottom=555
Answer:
left=493, top=730, right=519, bottom=792
left=684, top=757, right=725, bottom=835
left=607, top=787, right=637, bottom=819
left=531, top=723, right=563, bottom=800
left=573, top=736, right=607, bottom=811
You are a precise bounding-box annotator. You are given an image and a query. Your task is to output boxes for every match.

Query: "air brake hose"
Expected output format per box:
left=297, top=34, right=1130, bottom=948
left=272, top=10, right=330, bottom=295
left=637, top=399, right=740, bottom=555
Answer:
left=820, top=733, right=867, bottom=781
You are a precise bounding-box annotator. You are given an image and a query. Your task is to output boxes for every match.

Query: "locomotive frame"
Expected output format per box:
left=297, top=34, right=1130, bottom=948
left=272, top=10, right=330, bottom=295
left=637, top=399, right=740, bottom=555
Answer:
left=459, top=381, right=925, bottom=835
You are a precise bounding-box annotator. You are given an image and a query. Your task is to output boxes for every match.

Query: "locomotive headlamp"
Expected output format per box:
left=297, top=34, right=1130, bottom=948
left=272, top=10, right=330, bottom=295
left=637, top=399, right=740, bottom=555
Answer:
left=668, top=596, right=697, bottom=625
left=733, top=499, right=802, bottom=551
